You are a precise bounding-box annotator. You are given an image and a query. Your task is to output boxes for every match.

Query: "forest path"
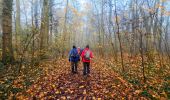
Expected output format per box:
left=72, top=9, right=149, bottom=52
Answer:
left=17, top=58, right=146, bottom=100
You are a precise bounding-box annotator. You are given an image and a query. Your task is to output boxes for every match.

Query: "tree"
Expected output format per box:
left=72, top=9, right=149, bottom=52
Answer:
left=15, top=0, right=21, bottom=57
left=138, top=29, right=146, bottom=82
left=101, top=0, right=105, bottom=57
left=62, top=0, right=69, bottom=57
left=49, top=0, right=54, bottom=44
left=2, top=0, right=14, bottom=64
left=114, top=0, right=124, bottom=72
left=0, top=0, right=3, bottom=35
left=40, top=0, right=49, bottom=58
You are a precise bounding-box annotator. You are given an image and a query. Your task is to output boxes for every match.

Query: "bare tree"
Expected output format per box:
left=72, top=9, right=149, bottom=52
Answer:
left=114, top=0, right=124, bottom=72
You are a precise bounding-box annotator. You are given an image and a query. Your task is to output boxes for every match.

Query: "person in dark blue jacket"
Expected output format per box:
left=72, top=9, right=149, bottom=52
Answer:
left=69, top=45, right=80, bottom=74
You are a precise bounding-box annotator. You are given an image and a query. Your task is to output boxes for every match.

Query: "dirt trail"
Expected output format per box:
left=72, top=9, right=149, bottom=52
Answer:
left=16, top=59, right=146, bottom=100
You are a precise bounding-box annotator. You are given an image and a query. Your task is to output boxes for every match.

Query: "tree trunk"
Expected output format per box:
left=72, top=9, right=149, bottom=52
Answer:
left=62, top=0, right=69, bottom=57
left=15, top=0, right=21, bottom=58
left=40, top=0, right=49, bottom=58
left=138, top=29, right=146, bottom=82
left=0, top=0, right=3, bottom=32
left=101, top=0, right=105, bottom=57
left=49, top=0, right=53, bottom=44
left=31, top=0, right=35, bottom=64
left=114, top=0, right=124, bottom=72
left=2, top=0, right=14, bottom=64
left=108, top=0, right=117, bottom=61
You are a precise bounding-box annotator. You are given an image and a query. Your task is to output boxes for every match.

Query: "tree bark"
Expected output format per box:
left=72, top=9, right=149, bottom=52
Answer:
left=2, top=0, right=14, bottom=64
left=49, top=0, right=53, bottom=44
left=114, top=0, right=124, bottom=72
left=101, top=0, right=105, bottom=57
left=0, top=0, right=2, bottom=32
left=40, top=0, right=49, bottom=58
left=15, top=0, right=21, bottom=57
left=138, top=29, right=146, bottom=82
left=62, top=0, right=69, bottom=57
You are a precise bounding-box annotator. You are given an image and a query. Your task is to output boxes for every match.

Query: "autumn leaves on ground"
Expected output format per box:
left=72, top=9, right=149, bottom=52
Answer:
left=0, top=56, right=169, bottom=99
left=14, top=58, right=144, bottom=100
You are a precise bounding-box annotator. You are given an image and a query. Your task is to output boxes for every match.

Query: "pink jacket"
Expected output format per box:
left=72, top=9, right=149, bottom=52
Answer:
left=81, top=48, right=93, bottom=62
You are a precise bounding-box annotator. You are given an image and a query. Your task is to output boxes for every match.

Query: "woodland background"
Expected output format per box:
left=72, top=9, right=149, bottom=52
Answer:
left=0, top=0, right=170, bottom=99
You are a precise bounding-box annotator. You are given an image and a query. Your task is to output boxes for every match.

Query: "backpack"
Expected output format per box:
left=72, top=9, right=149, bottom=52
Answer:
left=79, top=49, right=83, bottom=55
left=71, top=49, right=78, bottom=59
left=84, top=50, right=90, bottom=60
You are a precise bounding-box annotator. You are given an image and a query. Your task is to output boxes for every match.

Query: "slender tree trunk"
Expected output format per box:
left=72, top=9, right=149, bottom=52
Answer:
left=108, top=0, right=117, bottom=62
left=34, top=0, right=38, bottom=28
left=0, top=1, right=3, bottom=35
left=158, top=1, right=165, bottom=67
left=2, top=0, right=14, bottom=64
left=62, top=0, right=69, bottom=57
left=114, top=0, right=124, bottom=72
left=15, top=0, right=20, bottom=57
left=101, top=0, right=105, bottom=57
left=138, top=29, right=146, bottom=82
left=31, top=0, right=39, bottom=62
left=49, top=0, right=53, bottom=44
left=40, top=0, right=49, bottom=58
left=159, top=1, right=164, bottom=52
left=31, top=0, right=35, bottom=64
left=164, top=17, right=170, bottom=61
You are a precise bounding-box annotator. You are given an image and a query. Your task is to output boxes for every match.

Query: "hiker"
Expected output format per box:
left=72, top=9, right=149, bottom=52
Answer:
left=69, top=45, right=80, bottom=74
left=77, top=47, right=81, bottom=55
left=81, top=45, right=93, bottom=75
left=77, top=47, right=83, bottom=56
left=80, top=48, right=84, bottom=56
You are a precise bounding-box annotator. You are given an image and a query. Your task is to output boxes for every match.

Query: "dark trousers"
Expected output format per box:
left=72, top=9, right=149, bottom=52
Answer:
left=83, top=62, right=90, bottom=75
left=71, top=62, right=78, bottom=73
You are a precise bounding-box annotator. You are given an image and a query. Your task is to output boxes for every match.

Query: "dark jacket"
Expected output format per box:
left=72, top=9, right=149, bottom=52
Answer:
left=69, top=48, right=80, bottom=62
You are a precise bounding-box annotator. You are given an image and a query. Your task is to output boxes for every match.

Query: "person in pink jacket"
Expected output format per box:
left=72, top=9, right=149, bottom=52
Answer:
left=81, top=45, right=93, bottom=75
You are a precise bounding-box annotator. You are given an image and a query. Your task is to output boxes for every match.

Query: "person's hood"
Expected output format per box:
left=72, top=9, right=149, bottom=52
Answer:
left=84, top=48, right=89, bottom=50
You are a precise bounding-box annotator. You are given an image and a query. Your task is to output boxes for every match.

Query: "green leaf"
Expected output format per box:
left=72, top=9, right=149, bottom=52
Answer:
left=24, top=80, right=33, bottom=87
left=140, top=90, right=155, bottom=99
left=164, top=76, right=170, bottom=81
left=11, top=87, right=23, bottom=94
left=129, top=79, right=140, bottom=85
